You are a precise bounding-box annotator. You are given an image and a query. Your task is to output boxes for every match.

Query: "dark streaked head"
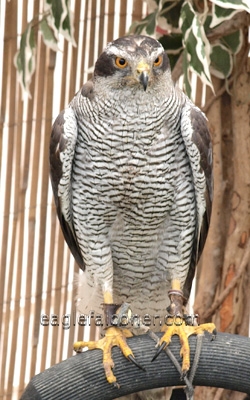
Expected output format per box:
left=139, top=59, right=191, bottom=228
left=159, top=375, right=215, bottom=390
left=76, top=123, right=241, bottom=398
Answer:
left=94, top=35, right=170, bottom=92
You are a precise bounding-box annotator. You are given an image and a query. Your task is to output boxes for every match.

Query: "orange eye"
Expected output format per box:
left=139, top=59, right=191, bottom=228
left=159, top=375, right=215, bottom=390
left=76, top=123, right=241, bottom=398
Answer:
left=153, top=55, right=162, bottom=67
left=115, top=57, right=128, bottom=68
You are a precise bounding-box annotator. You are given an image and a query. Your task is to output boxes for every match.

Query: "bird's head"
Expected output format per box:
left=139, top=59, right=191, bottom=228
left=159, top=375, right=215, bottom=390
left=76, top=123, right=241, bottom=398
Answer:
left=94, top=35, right=171, bottom=92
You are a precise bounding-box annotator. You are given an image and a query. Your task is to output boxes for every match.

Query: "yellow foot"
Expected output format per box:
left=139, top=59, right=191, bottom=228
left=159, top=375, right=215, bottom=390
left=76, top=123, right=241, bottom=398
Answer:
left=74, top=326, right=144, bottom=385
left=152, top=321, right=216, bottom=375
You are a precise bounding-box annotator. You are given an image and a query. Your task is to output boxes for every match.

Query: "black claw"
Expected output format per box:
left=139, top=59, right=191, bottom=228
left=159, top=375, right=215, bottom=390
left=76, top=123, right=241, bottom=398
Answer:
left=211, top=328, right=217, bottom=341
left=127, top=354, right=146, bottom=372
left=74, top=348, right=82, bottom=353
left=151, top=341, right=167, bottom=362
left=181, top=370, right=187, bottom=380
left=113, top=382, right=120, bottom=389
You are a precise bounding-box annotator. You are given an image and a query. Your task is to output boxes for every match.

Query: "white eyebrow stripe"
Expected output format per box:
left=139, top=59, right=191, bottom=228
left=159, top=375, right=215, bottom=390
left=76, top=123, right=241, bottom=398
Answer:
left=105, top=44, right=164, bottom=62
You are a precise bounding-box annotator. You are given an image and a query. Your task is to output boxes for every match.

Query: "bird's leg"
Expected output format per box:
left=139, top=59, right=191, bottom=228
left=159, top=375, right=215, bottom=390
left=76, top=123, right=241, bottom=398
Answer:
left=167, top=278, right=184, bottom=317
left=74, top=291, right=144, bottom=385
left=103, top=290, right=113, bottom=304
left=152, top=279, right=216, bottom=376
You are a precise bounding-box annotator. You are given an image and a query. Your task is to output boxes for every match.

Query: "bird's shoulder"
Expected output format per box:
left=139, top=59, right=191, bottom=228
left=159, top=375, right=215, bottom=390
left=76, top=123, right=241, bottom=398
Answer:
left=180, top=93, right=212, bottom=194
left=79, top=80, right=95, bottom=101
left=177, top=91, right=212, bottom=300
left=49, top=99, right=85, bottom=270
left=50, top=79, right=95, bottom=152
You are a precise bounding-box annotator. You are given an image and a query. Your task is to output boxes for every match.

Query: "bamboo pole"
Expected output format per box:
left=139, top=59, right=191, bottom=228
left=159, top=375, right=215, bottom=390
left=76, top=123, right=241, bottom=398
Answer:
left=119, top=0, right=127, bottom=37
left=107, top=0, right=115, bottom=42
left=6, top=77, right=25, bottom=400
left=57, top=0, right=82, bottom=362
left=28, top=30, right=47, bottom=379
left=0, top=1, right=18, bottom=396
left=13, top=1, right=37, bottom=393
left=0, top=2, right=147, bottom=398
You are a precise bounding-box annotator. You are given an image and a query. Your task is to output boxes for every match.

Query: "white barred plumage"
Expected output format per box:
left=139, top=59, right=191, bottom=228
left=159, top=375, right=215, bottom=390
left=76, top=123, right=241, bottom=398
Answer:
left=49, top=35, right=213, bottom=389
left=50, top=34, right=212, bottom=330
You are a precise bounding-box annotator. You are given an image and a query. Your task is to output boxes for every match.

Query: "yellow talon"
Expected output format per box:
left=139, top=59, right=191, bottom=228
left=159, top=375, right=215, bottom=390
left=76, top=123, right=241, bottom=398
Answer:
left=74, top=327, right=134, bottom=384
left=159, top=321, right=216, bottom=373
left=153, top=279, right=217, bottom=374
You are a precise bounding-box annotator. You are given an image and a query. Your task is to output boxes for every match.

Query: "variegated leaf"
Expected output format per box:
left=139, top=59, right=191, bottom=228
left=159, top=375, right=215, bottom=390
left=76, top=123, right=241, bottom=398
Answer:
left=210, top=4, right=243, bottom=28
left=145, top=11, right=157, bottom=35
left=210, top=0, right=250, bottom=13
left=39, top=18, right=60, bottom=52
left=180, top=1, right=213, bottom=98
left=44, top=0, right=76, bottom=46
left=14, top=24, right=36, bottom=98
left=210, top=43, right=233, bottom=78
left=222, top=30, right=243, bottom=54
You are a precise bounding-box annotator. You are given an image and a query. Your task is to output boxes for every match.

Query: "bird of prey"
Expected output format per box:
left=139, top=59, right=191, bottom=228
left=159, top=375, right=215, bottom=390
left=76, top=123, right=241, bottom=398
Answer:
left=49, top=34, right=215, bottom=385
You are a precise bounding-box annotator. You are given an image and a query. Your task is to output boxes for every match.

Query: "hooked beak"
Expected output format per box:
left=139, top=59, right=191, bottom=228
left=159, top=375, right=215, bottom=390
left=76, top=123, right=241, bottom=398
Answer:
left=136, top=61, right=150, bottom=91
left=139, top=71, right=149, bottom=91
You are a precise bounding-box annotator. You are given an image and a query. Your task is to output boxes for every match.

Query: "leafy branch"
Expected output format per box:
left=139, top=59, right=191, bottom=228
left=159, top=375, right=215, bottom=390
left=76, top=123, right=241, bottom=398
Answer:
left=14, top=0, right=76, bottom=98
left=130, top=0, right=250, bottom=98
left=14, top=0, right=250, bottom=99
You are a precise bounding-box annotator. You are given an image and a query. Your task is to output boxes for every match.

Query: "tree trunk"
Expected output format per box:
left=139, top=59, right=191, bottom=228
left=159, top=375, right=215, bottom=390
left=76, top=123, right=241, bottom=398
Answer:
left=194, top=27, right=250, bottom=400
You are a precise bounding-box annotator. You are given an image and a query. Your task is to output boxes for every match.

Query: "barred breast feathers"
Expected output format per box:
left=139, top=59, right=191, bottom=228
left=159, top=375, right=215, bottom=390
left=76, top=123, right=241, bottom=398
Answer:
left=73, top=73, right=182, bottom=140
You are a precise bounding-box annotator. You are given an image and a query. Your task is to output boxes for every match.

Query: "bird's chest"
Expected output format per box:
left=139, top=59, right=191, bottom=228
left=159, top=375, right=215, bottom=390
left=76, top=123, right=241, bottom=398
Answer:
left=75, top=108, right=185, bottom=222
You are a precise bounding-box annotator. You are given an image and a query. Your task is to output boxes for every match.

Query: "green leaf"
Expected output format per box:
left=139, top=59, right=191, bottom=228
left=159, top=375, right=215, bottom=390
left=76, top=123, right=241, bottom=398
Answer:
left=158, top=33, right=183, bottom=70
left=39, top=18, right=59, bottom=51
left=44, top=0, right=76, bottom=46
left=185, top=29, right=204, bottom=73
left=183, top=48, right=192, bottom=98
left=180, top=1, right=194, bottom=36
left=168, top=52, right=183, bottom=71
left=203, top=13, right=212, bottom=33
left=145, top=11, right=157, bottom=35
left=160, top=1, right=184, bottom=28
left=130, top=12, right=157, bottom=36
left=129, top=20, right=148, bottom=35
left=180, top=1, right=213, bottom=97
left=210, top=43, right=233, bottom=78
left=158, top=33, right=183, bottom=53
left=210, top=0, right=250, bottom=13
left=221, top=30, right=243, bottom=54
left=210, top=4, right=241, bottom=27
left=14, top=24, right=36, bottom=98
left=51, top=0, right=64, bottom=30
left=60, top=0, right=75, bottom=42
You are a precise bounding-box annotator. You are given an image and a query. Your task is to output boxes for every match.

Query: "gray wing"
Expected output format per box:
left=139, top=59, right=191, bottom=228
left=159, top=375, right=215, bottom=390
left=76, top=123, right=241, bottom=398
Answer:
left=180, top=99, right=213, bottom=300
left=49, top=106, right=85, bottom=270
